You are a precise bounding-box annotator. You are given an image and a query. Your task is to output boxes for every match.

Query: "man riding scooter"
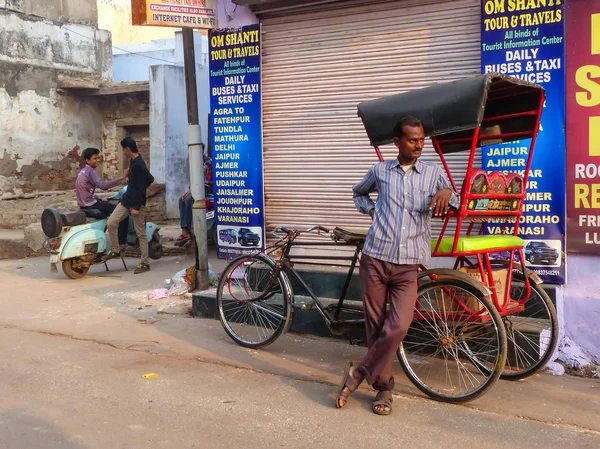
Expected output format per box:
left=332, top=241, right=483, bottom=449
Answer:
left=76, top=147, right=129, bottom=247
left=41, top=144, right=163, bottom=279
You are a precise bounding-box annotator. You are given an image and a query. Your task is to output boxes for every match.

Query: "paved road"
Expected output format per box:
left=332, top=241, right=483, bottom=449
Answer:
left=0, top=256, right=598, bottom=449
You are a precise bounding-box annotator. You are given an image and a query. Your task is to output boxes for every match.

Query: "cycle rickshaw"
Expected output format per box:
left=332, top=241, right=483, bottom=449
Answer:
left=215, top=73, right=559, bottom=403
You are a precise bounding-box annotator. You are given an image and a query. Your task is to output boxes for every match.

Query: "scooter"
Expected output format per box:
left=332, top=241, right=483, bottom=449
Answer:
left=41, top=187, right=163, bottom=279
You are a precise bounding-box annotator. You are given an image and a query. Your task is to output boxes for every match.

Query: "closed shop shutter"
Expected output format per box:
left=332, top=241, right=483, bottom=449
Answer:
left=260, top=0, right=481, bottom=237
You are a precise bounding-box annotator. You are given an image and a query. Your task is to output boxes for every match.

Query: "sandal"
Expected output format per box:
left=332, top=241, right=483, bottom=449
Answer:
left=175, top=235, right=191, bottom=247
left=372, top=390, right=393, bottom=416
left=336, top=362, right=361, bottom=409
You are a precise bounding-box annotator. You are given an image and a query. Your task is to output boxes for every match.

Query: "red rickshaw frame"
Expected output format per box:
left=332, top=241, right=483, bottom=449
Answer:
left=358, top=73, right=546, bottom=321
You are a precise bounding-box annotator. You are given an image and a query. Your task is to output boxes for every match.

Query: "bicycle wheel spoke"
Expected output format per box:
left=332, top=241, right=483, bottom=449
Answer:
left=500, top=276, right=558, bottom=379
left=218, top=255, right=289, bottom=348
left=400, top=281, right=505, bottom=402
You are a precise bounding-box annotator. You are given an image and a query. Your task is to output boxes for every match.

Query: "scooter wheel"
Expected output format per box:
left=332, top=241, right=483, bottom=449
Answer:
left=62, top=259, right=90, bottom=279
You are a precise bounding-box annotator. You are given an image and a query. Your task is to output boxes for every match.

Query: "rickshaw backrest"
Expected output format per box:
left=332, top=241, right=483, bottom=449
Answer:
left=460, top=170, right=525, bottom=220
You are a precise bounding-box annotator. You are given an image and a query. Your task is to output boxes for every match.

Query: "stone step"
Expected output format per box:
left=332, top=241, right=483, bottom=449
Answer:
left=0, top=230, right=30, bottom=260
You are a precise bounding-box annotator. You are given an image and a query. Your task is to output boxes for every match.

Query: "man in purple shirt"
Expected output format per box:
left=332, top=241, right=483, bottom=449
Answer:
left=76, top=147, right=128, bottom=244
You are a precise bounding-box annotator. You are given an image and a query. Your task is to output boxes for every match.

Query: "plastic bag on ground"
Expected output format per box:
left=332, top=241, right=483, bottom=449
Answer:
left=168, top=266, right=196, bottom=296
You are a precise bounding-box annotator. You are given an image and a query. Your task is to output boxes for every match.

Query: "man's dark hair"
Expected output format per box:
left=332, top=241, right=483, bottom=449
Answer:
left=120, top=137, right=139, bottom=153
left=82, top=147, right=101, bottom=161
left=393, top=116, right=424, bottom=139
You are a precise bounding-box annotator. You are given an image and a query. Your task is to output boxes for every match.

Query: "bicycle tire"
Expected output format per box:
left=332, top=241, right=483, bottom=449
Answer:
left=216, top=253, right=293, bottom=349
left=397, top=279, right=507, bottom=403
left=500, top=272, right=559, bottom=380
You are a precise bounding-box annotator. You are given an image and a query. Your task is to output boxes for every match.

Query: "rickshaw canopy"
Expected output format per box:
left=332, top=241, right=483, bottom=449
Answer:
left=357, top=73, right=545, bottom=154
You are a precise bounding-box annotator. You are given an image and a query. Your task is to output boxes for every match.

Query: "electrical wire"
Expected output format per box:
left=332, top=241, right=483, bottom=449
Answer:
left=63, top=25, right=181, bottom=65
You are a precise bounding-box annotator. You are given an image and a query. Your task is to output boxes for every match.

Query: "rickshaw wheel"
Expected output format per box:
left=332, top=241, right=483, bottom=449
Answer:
left=499, top=273, right=559, bottom=380
left=216, top=253, right=292, bottom=349
left=397, top=279, right=507, bottom=403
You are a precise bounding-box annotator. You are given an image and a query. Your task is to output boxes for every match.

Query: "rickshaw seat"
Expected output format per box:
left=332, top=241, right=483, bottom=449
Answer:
left=432, top=235, right=524, bottom=253
left=333, top=227, right=368, bottom=243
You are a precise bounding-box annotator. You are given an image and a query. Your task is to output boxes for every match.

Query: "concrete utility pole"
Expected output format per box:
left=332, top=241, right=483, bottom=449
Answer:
left=182, top=28, right=209, bottom=290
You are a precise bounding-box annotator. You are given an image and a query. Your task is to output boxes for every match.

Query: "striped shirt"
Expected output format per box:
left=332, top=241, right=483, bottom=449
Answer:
left=352, top=159, right=459, bottom=265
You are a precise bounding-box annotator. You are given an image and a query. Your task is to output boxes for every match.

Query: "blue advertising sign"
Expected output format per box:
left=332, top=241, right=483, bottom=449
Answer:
left=481, top=0, right=566, bottom=284
left=209, top=24, right=265, bottom=259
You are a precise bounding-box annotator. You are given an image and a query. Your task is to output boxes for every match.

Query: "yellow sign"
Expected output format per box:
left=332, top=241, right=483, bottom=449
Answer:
left=131, top=0, right=217, bottom=29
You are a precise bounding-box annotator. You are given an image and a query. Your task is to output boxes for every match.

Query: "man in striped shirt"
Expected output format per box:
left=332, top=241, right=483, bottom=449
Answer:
left=336, top=116, right=459, bottom=415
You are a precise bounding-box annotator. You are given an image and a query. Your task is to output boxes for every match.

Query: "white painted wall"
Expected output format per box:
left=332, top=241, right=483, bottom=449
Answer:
left=113, top=31, right=208, bottom=83
left=150, top=65, right=189, bottom=218
left=113, top=39, right=177, bottom=82
left=560, top=255, right=600, bottom=365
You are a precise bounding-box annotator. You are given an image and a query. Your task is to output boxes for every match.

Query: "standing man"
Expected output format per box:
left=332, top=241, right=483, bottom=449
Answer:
left=76, top=147, right=129, bottom=246
left=336, top=116, right=459, bottom=415
left=102, top=137, right=154, bottom=274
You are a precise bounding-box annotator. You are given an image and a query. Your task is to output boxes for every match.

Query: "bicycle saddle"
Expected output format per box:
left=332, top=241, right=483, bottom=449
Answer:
left=332, top=227, right=368, bottom=243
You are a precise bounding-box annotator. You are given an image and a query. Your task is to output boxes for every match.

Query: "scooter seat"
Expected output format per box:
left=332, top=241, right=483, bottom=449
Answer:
left=81, top=208, right=108, bottom=220
left=41, top=208, right=88, bottom=238
left=60, top=210, right=88, bottom=227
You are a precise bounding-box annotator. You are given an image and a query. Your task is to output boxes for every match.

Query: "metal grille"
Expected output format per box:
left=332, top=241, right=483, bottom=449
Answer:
left=260, top=0, right=481, bottom=237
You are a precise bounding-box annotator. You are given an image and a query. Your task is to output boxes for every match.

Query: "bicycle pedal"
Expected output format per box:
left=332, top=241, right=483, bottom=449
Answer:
left=300, top=302, right=315, bottom=311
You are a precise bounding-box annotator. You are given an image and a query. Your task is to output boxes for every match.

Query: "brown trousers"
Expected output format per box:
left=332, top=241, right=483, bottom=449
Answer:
left=357, top=254, right=418, bottom=391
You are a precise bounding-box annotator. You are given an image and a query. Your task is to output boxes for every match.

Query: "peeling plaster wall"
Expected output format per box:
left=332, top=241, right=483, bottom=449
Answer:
left=0, top=7, right=112, bottom=195
left=100, top=92, right=150, bottom=181
left=0, top=89, right=104, bottom=194
left=1, top=0, right=98, bottom=27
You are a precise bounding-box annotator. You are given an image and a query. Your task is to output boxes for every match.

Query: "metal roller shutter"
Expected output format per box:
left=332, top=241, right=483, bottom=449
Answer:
left=260, top=0, right=481, bottom=236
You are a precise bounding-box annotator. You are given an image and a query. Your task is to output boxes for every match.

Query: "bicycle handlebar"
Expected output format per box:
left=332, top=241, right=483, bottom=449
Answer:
left=273, top=225, right=330, bottom=236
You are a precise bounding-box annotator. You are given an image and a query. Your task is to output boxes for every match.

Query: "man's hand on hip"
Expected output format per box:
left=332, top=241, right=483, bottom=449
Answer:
left=131, top=208, right=140, bottom=216
left=429, top=188, right=453, bottom=217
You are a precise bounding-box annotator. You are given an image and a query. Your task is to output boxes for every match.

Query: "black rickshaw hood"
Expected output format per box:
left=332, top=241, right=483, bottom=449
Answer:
left=357, top=73, right=545, bottom=154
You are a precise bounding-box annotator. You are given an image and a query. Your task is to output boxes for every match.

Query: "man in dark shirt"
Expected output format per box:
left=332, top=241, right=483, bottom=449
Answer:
left=102, top=137, right=155, bottom=274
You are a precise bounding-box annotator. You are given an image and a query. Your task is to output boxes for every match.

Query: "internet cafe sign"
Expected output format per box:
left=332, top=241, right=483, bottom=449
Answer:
left=131, top=0, right=217, bottom=29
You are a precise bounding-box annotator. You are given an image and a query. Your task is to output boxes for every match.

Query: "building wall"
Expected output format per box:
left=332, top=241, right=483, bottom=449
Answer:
left=0, top=4, right=112, bottom=196
left=113, top=39, right=177, bottom=82
left=97, top=0, right=177, bottom=46
left=115, top=31, right=209, bottom=218
left=99, top=92, right=150, bottom=181
left=217, top=0, right=258, bottom=27
left=150, top=65, right=189, bottom=219
left=562, top=257, right=600, bottom=365
left=1, top=0, right=98, bottom=26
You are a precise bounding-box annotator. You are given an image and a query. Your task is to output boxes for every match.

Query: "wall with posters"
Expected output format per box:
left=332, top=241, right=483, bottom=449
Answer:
left=562, top=0, right=600, bottom=365
left=481, top=0, right=567, bottom=285
left=209, top=24, right=265, bottom=259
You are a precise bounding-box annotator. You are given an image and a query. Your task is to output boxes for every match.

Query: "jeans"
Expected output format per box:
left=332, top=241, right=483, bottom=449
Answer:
left=179, top=195, right=194, bottom=230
